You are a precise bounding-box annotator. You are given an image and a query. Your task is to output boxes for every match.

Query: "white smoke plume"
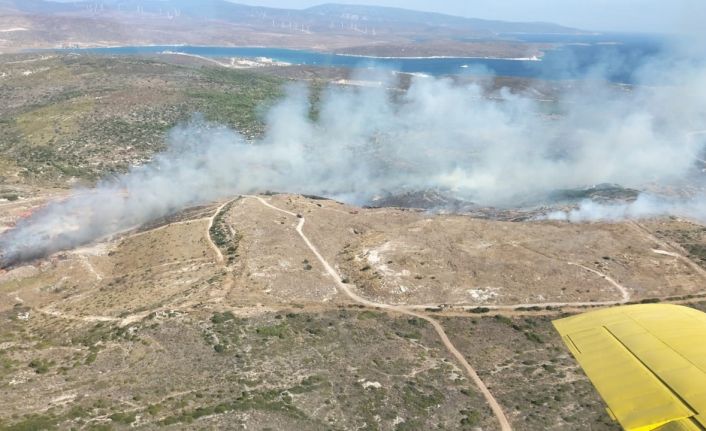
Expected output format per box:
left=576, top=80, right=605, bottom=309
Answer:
left=1, top=42, right=706, bottom=266
left=544, top=194, right=706, bottom=223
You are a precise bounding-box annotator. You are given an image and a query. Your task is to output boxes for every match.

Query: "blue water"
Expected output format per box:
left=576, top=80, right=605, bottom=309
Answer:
left=64, top=34, right=667, bottom=84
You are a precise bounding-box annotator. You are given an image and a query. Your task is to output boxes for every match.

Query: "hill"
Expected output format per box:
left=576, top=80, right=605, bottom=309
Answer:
left=2, top=189, right=705, bottom=430
left=0, top=0, right=580, bottom=56
left=305, top=3, right=575, bottom=34
left=1, top=50, right=705, bottom=431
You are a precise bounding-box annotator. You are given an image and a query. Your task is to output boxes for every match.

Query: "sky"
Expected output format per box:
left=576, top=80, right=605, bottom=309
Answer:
left=231, top=0, right=700, bottom=33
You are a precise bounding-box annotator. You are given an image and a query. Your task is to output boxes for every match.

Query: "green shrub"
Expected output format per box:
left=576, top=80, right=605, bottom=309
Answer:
left=460, top=409, right=481, bottom=427
left=469, top=307, right=490, bottom=314
left=2, top=414, right=57, bottom=431
left=357, top=310, right=382, bottom=320
left=640, top=298, right=661, bottom=304
left=28, top=359, right=53, bottom=374
left=256, top=323, right=288, bottom=338
left=525, top=331, right=544, bottom=344
left=109, top=411, right=136, bottom=424
left=211, top=312, right=235, bottom=324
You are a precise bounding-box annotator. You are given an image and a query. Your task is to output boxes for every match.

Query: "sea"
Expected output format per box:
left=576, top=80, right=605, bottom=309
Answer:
left=63, top=33, right=668, bottom=84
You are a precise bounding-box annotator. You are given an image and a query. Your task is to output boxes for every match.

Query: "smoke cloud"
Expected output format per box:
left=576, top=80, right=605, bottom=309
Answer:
left=1, top=40, right=706, bottom=266
left=544, top=193, right=706, bottom=224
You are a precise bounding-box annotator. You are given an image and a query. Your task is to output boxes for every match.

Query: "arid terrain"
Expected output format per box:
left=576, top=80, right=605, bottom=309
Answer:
left=1, top=51, right=706, bottom=430
left=1, top=189, right=705, bottom=430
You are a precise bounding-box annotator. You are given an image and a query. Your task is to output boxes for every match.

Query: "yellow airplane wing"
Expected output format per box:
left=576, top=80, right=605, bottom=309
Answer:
left=553, top=304, right=706, bottom=431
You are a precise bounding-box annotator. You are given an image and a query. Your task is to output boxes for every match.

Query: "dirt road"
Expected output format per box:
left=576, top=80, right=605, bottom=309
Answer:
left=246, top=195, right=513, bottom=431
left=630, top=221, right=706, bottom=281
left=207, top=200, right=232, bottom=264
left=567, top=262, right=630, bottom=303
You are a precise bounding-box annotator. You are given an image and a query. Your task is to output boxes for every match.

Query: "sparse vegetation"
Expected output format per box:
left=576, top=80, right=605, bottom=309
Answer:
left=28, top=358, right=53, bottom=374
left=1, top=54, right=704, bottom=431
left=441, top=315, right=621, bottom=430
left=0, top=192, right=19, bottom=201
left=109, top=411, right=137, bottom=425
left=209, top=199, right=242, bottom=264
left=211, top=311, right=236, bottom=324
left=0, top=56, right=284, bottom=186
left=0, top=414, right=58, bottom=431
left=256, top=322, right=289, bottom=338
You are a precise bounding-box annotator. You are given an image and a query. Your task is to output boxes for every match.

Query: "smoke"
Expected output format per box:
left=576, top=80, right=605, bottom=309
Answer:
left=2, top=37, right=706, bottom=266
left=544, top=193, right=706, bottom=223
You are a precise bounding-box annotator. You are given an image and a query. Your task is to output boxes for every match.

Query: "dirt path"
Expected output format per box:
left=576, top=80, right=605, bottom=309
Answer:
left=37, top=307, right=119, bottom=323
left=630, top=221, right=706, bottom=281
left=7, top=291, right=23, bottom=304
left=405, top=300, right=627, bottom=312
left=197, top=198, right=243, bottom=307
left=652, top=248, right=706, bottom=276
left=207, top=201, right=230, bottom=264
left=349, top=259, right=633, bottom=312
left=567, top=262, right=630, bottom=303
left=34, top=302, right=171, bottom=327
left=8, top=204, right=230, bottom=327
left=246, top=195, right=513, bottom=431
left=77, top=254, right=103, bottom=282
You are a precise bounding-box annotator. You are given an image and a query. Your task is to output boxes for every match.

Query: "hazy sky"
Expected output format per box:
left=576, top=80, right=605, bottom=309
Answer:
left=232, top=0, right=699, bottom=33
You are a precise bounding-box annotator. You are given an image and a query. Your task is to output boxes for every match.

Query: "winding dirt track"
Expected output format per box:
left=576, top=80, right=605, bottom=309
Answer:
left=402, top=261, right=633, bottom=312
left=629, top=221, right=706, bottom=281
left=207, top=201, right=231, bottom=264
left=11, top=195, right=706, bottom=431
left=567, top=262, right=631, bottom=303
left=246, top=195, right=513, bottom=431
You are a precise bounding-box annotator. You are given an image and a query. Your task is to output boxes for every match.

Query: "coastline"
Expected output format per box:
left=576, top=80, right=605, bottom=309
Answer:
left=334, top=52, right=543, bottom=61
left=159, top=50, right=292, bottom=68
left=50, top=44, right=544, bottom=62
left=25, top=42, right=649, bottom=83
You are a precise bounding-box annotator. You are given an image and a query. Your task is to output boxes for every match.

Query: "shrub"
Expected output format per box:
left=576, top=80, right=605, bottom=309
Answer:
left=640, top=298, right=661, bottom=304
left=211, top=312, right=235, bottom=324
left=256, top=323, right=288, bottom=338
left=525, top=331, right=544, bottom=344
left=109, top=411, right=136, bottom=424
left=28, top=359, right=53, bottom=374
left=2, top=414, right=57, bottom=431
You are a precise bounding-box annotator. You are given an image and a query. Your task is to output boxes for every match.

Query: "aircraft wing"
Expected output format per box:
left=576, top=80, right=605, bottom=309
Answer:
left=553, top=304, right=706, bottom=431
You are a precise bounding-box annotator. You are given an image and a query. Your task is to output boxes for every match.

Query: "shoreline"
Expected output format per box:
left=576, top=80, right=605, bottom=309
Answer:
left=159, top=50, right=291, bottom=68
left=334, top=52, right=543, bottom=61
left=45, top=44, right=544, bottom=61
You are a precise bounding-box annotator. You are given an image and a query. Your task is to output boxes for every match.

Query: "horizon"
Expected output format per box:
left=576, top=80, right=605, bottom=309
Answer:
left=42, top=0, right=704, bottom=34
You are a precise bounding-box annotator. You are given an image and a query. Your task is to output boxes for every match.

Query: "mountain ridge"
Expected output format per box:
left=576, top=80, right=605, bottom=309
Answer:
left=0, top=0, right=580, bottom=56
left=1, top=0, right=582, bottom=35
